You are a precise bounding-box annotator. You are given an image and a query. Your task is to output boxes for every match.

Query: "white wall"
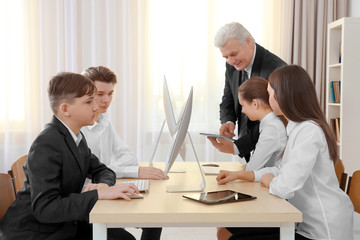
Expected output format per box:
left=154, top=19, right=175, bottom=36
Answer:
left=349, top=0, right=360, bottom=17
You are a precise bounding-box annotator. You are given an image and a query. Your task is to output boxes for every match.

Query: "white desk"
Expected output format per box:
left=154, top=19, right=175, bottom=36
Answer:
left=90, top=162, right=302, bottom=240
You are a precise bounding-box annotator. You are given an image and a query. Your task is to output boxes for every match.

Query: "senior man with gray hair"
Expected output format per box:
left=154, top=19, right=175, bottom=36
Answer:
left=210, top=22, right=286, bottom=164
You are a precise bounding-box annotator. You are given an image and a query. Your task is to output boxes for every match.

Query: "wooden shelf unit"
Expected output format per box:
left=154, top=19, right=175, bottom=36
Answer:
left=326, top=17, right=360, bottom=175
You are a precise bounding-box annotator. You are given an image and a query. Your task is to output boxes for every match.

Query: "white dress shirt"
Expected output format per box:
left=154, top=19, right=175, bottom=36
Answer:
left=81, top=114, right=139, bottom=178
left=255, top=120, right=354, bottom=239
left=245, top=112, right=286, bottom=171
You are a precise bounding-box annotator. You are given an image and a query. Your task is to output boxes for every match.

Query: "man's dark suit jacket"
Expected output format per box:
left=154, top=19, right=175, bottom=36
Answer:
left=219, top=43, right=286, bottom=160
left=0, top=116, right=116, bottom=240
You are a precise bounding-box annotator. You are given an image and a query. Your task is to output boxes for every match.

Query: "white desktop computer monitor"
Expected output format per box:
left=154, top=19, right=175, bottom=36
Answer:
left=162, top=80, right=206, bottom=193
left=163, top=77, right=178, bottom=136
left=163, top=78, right=187, bottom=160
left=148, top=76, right=206, bottom=192
left=163, top=87, right=193, bottom=175
left=149, top=77, right=187, bottom=167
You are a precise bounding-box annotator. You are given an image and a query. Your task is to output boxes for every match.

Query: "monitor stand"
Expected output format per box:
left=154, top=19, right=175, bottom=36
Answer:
left=166, top=132, right=206, bottom=193
left=148, top=119, right=186, bottom=173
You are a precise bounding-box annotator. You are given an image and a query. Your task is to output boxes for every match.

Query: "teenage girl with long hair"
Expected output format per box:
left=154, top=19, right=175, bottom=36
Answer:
left=217, top=65, right=354, bottom=240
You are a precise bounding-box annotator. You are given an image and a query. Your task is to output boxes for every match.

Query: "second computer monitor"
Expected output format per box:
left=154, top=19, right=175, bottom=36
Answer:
left=163, top=87, right=193, bottom=175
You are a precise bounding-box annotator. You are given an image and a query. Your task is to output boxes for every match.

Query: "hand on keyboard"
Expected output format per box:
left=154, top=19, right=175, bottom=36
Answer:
left=123, top=179, right=150, bottom=194
left=139, top=166, right=169, bottom=180
left=125, top=192, right=144, bottom=199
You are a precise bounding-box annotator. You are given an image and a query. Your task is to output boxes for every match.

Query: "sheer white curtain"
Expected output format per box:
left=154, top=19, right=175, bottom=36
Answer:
left=1, top=0, right=266, bottom=173
left=0, top=0, right=41, bottom=173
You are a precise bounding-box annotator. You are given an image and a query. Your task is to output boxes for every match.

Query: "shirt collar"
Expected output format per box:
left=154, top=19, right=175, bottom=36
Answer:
left=55, top=116, right=83, bottom=146
left=286, top=120, right=300, bottom=136
left=85, top=113, right=108, bottom=130
left=259, top=111, right=276, bottom=132
left=244, top=43, right=256, bottom=76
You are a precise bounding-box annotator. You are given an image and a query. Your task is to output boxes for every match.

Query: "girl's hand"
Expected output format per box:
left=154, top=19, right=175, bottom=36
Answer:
left=260, top=173, right=275, bottom=188
left=216, top=170, right=241, bottom=185
left=241, top=164, right=247, bottom=171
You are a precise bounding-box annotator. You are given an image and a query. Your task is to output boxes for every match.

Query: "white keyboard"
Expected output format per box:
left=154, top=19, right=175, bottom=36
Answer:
left=202, top=166, right=220, bottom=175
left=123, top=179, right=150, bottom=194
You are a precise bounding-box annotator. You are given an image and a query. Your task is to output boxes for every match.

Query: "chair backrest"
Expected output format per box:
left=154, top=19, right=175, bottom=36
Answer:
left=334, top=159, right=347, bottom=191
left=347, top=170, right=360, bottom=214
left=11, top=154, right=27, bottom=193
left=0, top=173, right=16, bottom=220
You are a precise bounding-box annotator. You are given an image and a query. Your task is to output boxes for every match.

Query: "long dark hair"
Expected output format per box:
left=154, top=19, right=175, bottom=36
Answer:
left=269, top=65, right=338, bottom=162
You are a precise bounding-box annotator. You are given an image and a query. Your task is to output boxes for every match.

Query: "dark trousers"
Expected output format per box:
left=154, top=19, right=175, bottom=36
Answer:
left=227, top=227, right=311, bottom=240
left=109, top=228, right=162, bottom=240
left=141, top=228, right=162, bottom=240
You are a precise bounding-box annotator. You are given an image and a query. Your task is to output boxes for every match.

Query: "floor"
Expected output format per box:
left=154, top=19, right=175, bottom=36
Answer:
left=126, top=212, right=360, bottom=240
left=126, top=227, right=217, bottom=240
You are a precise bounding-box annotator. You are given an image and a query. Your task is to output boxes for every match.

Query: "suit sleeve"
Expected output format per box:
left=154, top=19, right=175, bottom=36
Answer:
left=88, top=152, right=116, bottom=186
left=28, top=137, right=99, bottom=223
left=219, top=64, right=237, bottom=124
left=234, top=124, right=260, bottom=158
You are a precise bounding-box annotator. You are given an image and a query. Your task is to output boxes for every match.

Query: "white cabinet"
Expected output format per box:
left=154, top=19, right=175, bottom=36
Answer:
left=326, top=17, right=360, bottom=175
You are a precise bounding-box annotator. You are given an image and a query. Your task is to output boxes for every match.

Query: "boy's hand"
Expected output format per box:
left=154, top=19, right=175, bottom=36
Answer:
left=207, top=137, right=234, bottom=154
left=97, top=183, right=139, bottom=200
left=260, top=173, right=275, bottom=188
left=138, top=166, right=169, bottom=180
left=216, top=170, right=241, bottom=185
left=83, top=183, right=109, bottom=192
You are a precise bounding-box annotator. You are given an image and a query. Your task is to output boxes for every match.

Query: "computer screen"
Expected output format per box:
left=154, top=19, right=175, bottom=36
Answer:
left=163, top=77, right=178, bottom=136
left=162, top=80, right=206, bottom=193
left=163, top=77, right=187, bottom=160
left=148, top=77, right=187, bottom=166
left=149, top=76, right=206, bottom=192
left=163, top=87, right=193, bottom=175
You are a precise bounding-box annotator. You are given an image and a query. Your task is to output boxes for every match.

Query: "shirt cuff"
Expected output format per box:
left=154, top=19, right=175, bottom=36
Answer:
left=115, top=166, right=139, bottom=178
left=253, top=170, right=261, bottom=182
left=233, top=143, right=239, bottom=155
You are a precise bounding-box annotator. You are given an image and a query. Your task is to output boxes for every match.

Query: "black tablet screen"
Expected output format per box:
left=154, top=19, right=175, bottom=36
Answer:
left=183, top=190, right=256, bottom=204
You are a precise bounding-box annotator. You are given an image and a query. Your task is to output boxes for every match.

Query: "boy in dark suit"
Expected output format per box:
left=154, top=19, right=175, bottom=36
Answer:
left=0, top=72, right=138, bottom=240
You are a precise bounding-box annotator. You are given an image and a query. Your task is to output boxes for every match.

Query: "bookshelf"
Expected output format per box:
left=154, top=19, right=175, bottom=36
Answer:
left=326, top=17, right=360, bottom=175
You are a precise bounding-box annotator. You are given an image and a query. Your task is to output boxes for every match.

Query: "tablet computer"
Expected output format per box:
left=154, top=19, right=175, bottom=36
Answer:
left=199, top=133, right=235, bottom=142
left=183, top=190, right=256, bottom=204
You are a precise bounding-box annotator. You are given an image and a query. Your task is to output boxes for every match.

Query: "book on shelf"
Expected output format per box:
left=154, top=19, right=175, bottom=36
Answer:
left=339, top=41, right=342, bottom=63
left=330, top=118, right=340, bottom=143
left=330, top=81, right=341, bottom=103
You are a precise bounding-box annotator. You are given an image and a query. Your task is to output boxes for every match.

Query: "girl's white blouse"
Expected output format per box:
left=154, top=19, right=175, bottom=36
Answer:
left=255, top=120, right=353, bottom=240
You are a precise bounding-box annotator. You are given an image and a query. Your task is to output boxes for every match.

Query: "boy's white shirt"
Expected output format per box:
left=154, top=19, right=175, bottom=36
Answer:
left=55, top=116, right=82, bottom=147
left=81, top=113, right=139, bottom=178
left=254, top=120, right=354, bottom=239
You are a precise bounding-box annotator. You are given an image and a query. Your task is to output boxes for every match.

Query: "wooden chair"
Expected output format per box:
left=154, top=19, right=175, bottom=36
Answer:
left=334, top=159, right=348, bottom=191
left=0, top=173, right=16, bottom=220
left=10, top=154, right=27, bottom=193
left=347, top=170, right=360, bottom=214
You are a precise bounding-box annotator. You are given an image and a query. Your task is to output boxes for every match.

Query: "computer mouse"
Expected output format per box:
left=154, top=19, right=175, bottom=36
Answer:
left=202, top=163, right=220, bottom=167
left=125, top=192, right=144, bottom=199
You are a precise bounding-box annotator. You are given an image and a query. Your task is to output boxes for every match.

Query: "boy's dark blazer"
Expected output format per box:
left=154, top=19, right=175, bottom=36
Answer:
left=0, top=116, right=116, bottom=240
left=219, top=43, right=287, bottom=160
